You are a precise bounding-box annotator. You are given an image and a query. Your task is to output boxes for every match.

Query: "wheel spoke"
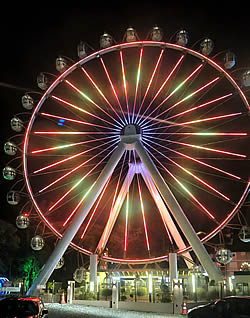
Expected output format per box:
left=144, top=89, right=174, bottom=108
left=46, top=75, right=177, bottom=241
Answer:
left=142, top=135, right=241, bottom=180
left=65, top=80, right=123, bottom=129
left=47, top=143, right=119, bottom=212
left=134, top=49, right=164, bottom=124
left=132, top=48, right=143, bottom=123
left=120, top=51, right=130, bottom=123
left=144, top=145, right=216, bottom=221
left=100, top=57, right=128, bottom=124
left=138, top=54, right=185, bottom=126
left=81, top=66, right=126, bottom=126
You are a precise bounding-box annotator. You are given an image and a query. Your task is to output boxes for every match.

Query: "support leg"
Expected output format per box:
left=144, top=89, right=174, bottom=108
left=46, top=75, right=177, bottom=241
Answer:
left=27, top=143, right=126, bottom=296
left=140, top=166, right=194, bottom=268
left=135, top=141, right=223, bottom=282
left=90, top=254, right=98, bottom=293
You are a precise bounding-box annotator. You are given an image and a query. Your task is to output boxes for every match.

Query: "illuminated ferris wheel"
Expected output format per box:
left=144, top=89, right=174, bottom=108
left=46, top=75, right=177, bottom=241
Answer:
left=4, top=27, right=250, bottom=289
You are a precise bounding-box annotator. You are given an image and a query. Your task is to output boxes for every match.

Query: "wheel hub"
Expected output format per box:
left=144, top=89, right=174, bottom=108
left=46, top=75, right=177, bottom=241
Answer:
left=120, top=124, right=141, bottom=149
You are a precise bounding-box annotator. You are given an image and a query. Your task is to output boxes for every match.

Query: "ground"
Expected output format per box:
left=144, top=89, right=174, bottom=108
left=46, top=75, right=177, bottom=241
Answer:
left=46, top=303, right=184, bottom=317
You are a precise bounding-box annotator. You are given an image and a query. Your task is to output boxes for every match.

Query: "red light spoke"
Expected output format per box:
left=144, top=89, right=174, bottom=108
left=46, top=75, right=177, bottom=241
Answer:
left=41, top=112, right=118, bottom=131
left=33, top=137, right=119, bottom=175
left=174, top=112, right=242, bottom=127
left=167, top=93, right=233, bottom=121
left=120, top=51, right=130, bottom=123
left=142, top=76, right=219, bottom=129
left=38, top=139, right=118, bottom=193
left=81, top=67, right=126, bottom=126
left=124, top=192, right=129, bottom=252
left=133, top=151, right=150, bottom=251
left=144, top=138, right=230, bottom=200
left=144, top=135, right=246, bottom=158
left=80, top=177, right=111, bottom=238
left=134, top=49, right=164, bottom=124
left=65, top=80, right=123, bottom=129
left=132, top=48, right=143, bottom=123
left=99, top=57, right=128, bottom=124
left=144, top=145, right=216, bottom=220
left=145, top=132, right=247, bottom=136
left=51, top=95, right=118, bottom=128
left=136, top=173, right=150, bottom=251
left=144, top=139, right=230, bottom=201
left=31, top=136, right=115, bottom=154
left=144, top=112, right=243, bottom=131
left=143, top=135, right=241, bottom=180
left=34, top=131, right=118, bottom=135
left=63, top=182, right=96, bottom=227
left=48, top=144, right=118, bottom=212
left=138, top=54, right=185, bottom=126
left=167, top=139, right=246, bottom=158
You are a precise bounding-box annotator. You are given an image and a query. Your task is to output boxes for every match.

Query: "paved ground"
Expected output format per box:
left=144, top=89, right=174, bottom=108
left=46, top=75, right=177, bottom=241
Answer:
left=46, top=303, right=184, bottom=317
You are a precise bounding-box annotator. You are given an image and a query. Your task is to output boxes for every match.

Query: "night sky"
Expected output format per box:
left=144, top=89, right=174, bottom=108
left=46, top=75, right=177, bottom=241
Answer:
left=1, top=5, right=249, bottom=257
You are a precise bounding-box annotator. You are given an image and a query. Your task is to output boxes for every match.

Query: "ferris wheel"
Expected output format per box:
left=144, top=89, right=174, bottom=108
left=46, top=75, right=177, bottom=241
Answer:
left=3, top=27, right=250, bottom=292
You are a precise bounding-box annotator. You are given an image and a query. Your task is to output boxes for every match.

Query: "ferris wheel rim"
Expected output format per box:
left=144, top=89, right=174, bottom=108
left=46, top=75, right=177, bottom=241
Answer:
left=22, top=40, right=249, bottom=264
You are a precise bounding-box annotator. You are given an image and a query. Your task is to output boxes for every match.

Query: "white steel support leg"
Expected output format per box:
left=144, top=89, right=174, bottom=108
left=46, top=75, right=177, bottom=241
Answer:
left=135, top=141, right=223, bottom=282
left=97, top=164, right=136, bottom=252
left=140, top=166, right=194, bottom=269
left=27, top=142, right=126, bottom=296
left=90, top=254, right=98, bottom=293
left=169, top=253, right=178, bottom=291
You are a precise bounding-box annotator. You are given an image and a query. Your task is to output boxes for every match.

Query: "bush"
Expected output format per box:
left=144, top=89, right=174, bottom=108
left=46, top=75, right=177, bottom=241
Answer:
left=136, top=287, right=147, bottom=297
left=161, top=296, right=172, bottom=303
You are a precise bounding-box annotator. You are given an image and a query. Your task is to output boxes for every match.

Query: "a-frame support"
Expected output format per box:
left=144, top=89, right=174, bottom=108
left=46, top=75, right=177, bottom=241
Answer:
left=27, top=125, right=222, bottom=296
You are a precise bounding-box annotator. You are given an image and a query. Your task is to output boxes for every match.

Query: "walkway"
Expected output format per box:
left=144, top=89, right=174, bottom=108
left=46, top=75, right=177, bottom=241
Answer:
left=46, top=303, right=184, bottom=317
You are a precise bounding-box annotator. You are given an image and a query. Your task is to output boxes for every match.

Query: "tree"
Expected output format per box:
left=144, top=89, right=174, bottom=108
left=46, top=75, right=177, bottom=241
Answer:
left=17, top=254, right=40, bottom=293
left=0, top=219, right=20, bottom=277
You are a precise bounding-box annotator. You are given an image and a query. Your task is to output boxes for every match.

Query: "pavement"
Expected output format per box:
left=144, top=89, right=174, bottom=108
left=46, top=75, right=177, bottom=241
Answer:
left=46, top=303, right=185, bottom=317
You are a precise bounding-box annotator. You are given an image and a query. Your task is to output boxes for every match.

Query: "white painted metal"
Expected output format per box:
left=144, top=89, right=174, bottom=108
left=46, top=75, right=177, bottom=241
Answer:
left=90, top=254, right=98, bottom=293
left=169, top=253, right=178, bottom=291
left=140, top=166, right=193, bottom=268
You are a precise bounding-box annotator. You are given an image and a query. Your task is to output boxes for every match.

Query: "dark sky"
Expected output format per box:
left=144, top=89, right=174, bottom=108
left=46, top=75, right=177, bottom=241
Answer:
left=0, top=5, right=249, bottom=251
